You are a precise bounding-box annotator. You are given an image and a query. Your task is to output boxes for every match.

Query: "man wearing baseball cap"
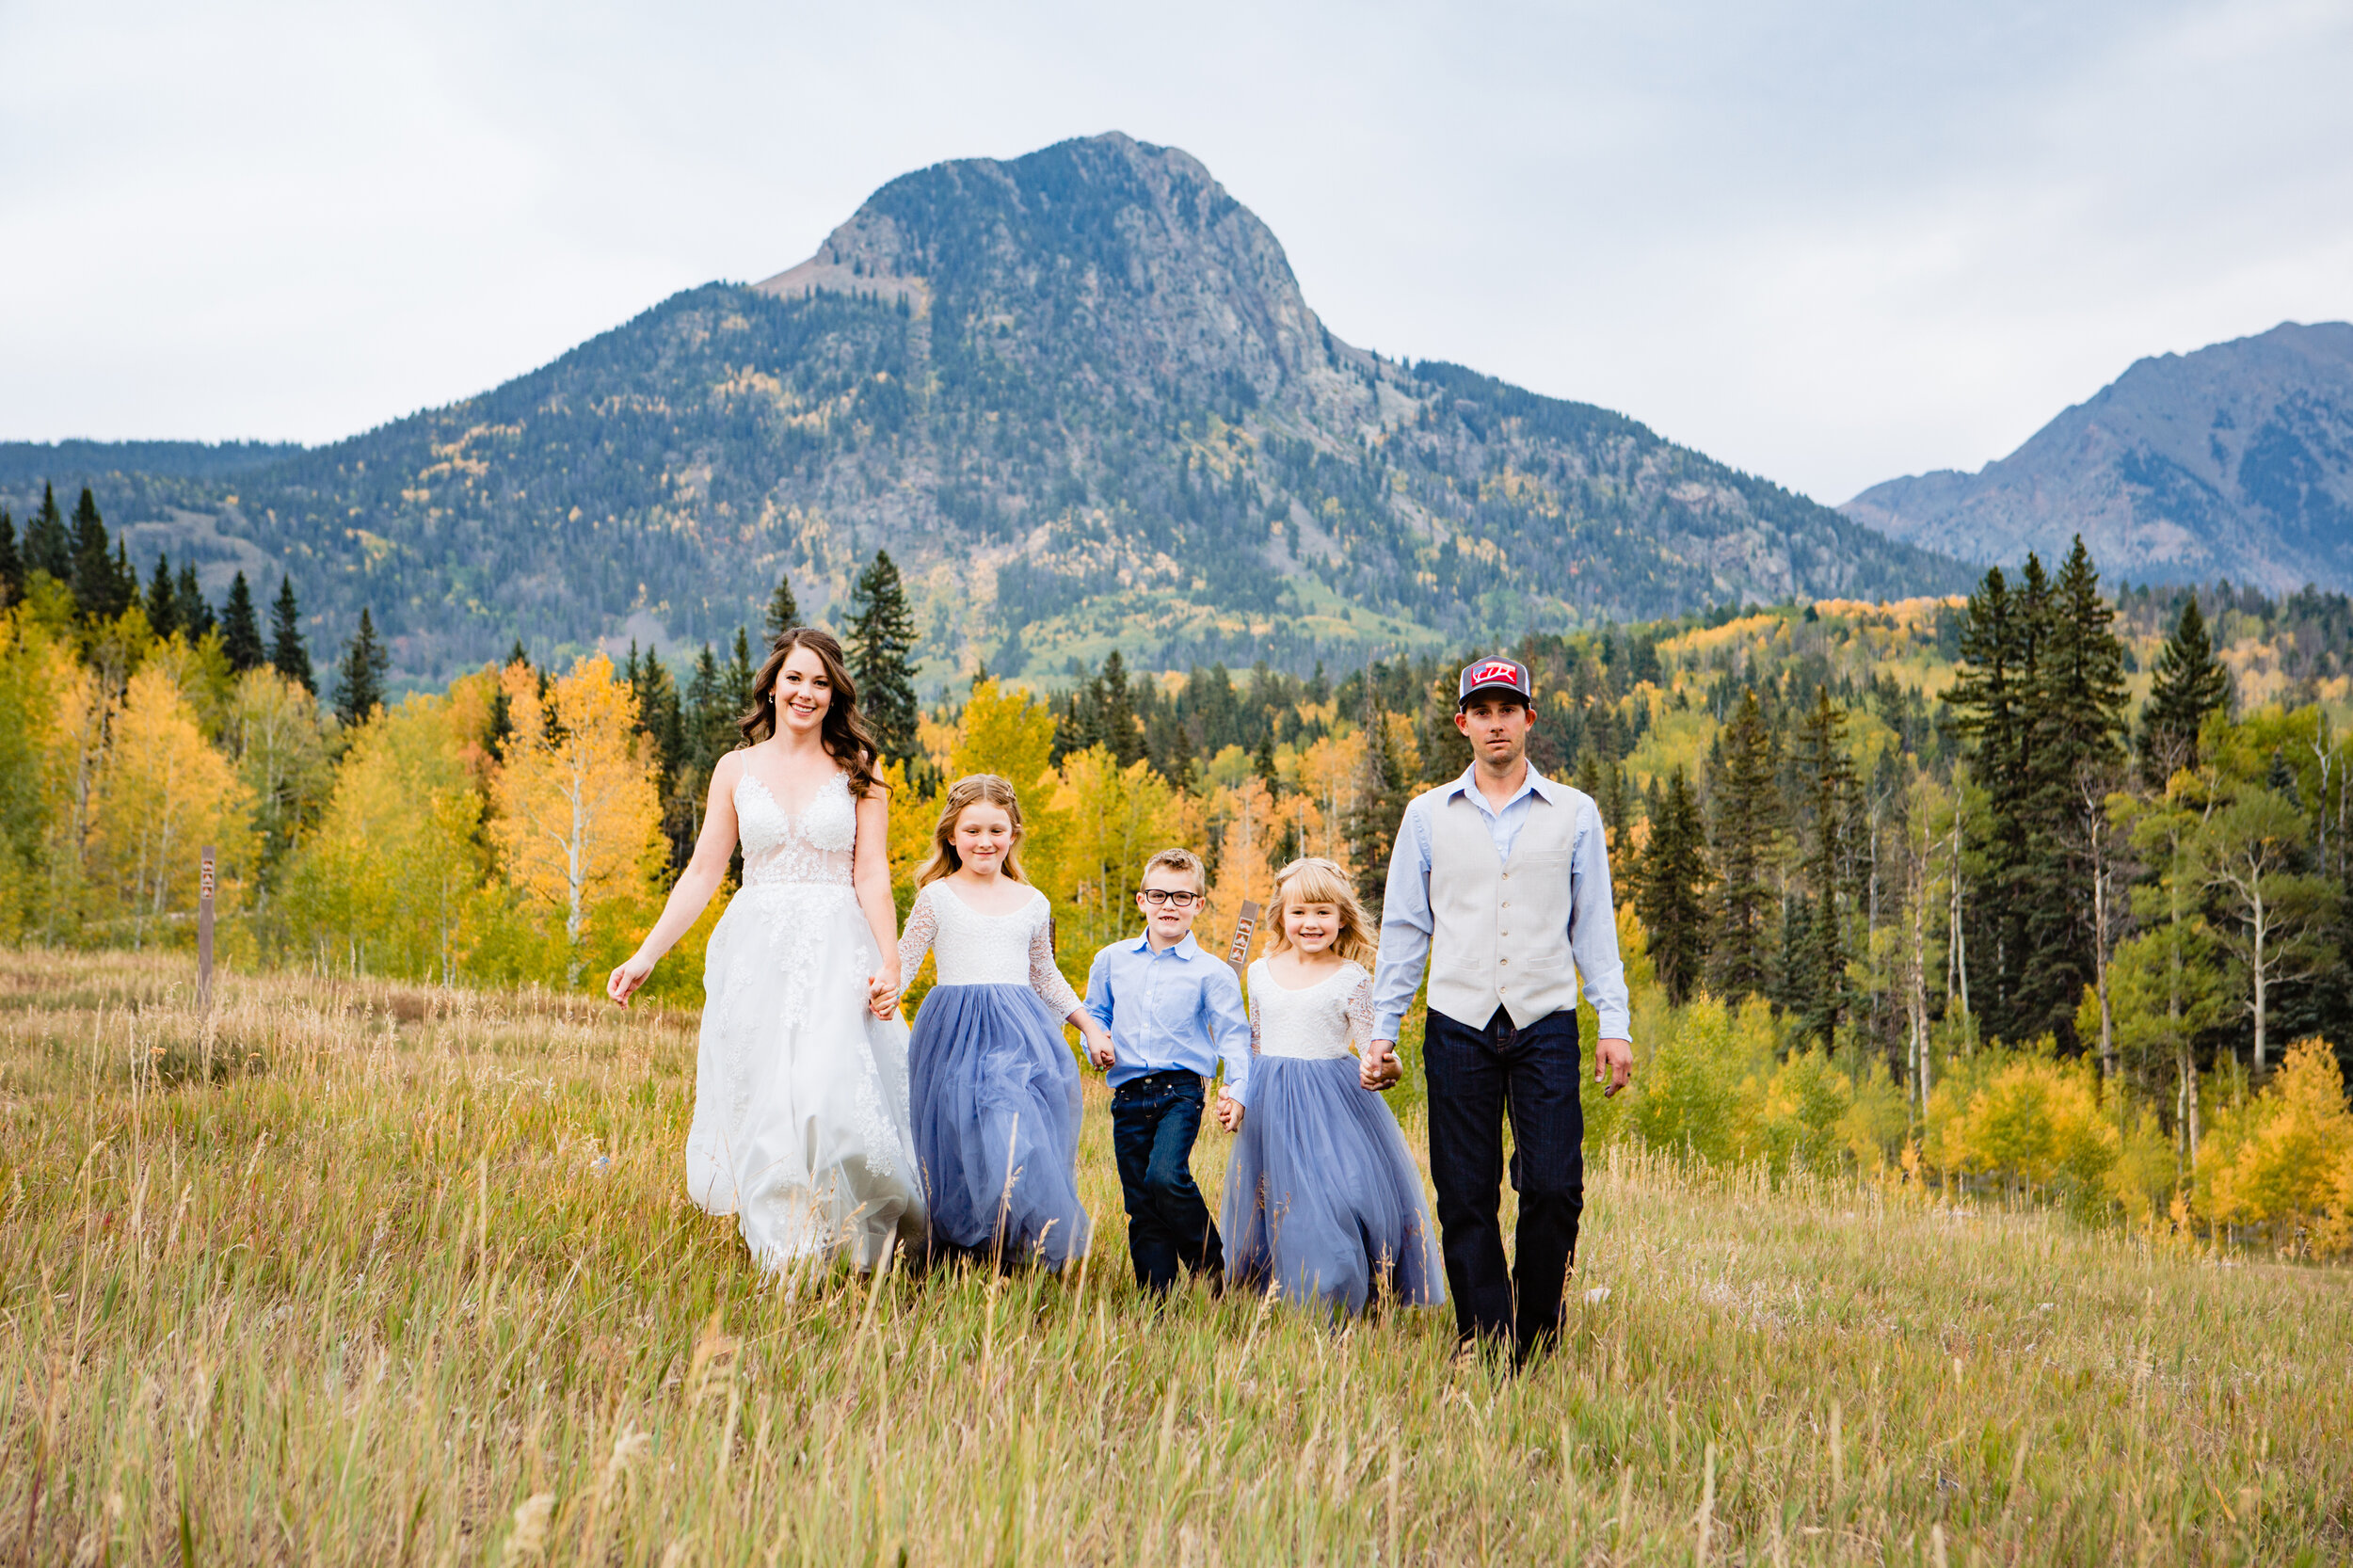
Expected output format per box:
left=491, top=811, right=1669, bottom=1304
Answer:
left=1363, top=654, right=1633, bottom=1367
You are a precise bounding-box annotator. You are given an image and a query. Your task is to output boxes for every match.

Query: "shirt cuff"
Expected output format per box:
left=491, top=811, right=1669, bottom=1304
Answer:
left=1372, top=1012, right=1405, bottom=1043
left=1594, top=1010, right=1631, bottom=1040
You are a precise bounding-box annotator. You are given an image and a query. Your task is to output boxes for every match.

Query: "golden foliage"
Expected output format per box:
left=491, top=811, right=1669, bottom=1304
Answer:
left=488, top=655, right=664, bottom=979
left=88, top=664, right=257, bottom=947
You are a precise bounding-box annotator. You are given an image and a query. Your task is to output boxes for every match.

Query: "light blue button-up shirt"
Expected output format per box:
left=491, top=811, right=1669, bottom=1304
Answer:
left=1369, top=765, right=1631, bottom=1042
left=1083, top=932, right=1256, bottom=1106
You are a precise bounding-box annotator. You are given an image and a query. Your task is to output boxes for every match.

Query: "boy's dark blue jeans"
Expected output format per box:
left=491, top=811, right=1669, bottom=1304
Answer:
left=1110, top=1069, right=1225, bottom=1294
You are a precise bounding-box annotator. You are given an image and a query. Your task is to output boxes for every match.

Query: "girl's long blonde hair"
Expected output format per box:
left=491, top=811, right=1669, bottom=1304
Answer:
left=915, top=774, right=1033, bottom=888
left=1267, top=856, right=1378, bottom=968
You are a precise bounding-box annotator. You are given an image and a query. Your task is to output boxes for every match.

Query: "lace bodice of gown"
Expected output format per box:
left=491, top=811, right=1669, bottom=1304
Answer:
left=898, top=883, right=1084, bottom=1017
left=1247, top=958, right=1374, bottom=1061
left=735, top=769, right=856, bottom=888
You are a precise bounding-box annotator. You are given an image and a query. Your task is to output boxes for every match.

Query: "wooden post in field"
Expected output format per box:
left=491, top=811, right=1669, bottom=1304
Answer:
left=197, top=846, right=216, bottom=1012
left=1225, top=900, right=1260, bottom=980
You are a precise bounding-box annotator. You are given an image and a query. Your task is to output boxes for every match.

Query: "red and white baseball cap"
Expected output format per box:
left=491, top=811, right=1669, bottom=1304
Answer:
left=1457, top=656, right=1534, bottom=708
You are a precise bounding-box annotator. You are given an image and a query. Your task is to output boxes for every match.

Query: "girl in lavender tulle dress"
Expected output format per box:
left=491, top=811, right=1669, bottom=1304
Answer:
left=892, top=775, right=1116, bottom=1271
left=1217, top=857, right=1445, bottom=1315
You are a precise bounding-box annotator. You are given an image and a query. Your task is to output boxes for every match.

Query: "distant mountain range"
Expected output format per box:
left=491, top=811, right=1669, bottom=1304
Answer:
left=5, top=133, right=1967, bottom=688
left=1843, top=322, right=2353, bottom=593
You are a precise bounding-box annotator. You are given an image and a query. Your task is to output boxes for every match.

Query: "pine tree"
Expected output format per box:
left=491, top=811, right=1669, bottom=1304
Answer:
left=1636, top=765, right=1710, bottom=1005
left=144, top=552, right=179, bottom=639
left=764, top=570, right=800, bottom=642
left=0, top=511, right=20, bottom=610
left=173, top=563, right=214, bottom=641
left=1096, top=650, right=1143, bottom=765
left=844, top=551, right=919, bottom=761
left=333, top=607, right=392, bottom=727
left=24, top=484, right=70, bottom=582
left=1791, top=685, right=1860, bottom=1048
left=1708, top=688, right=1781, bottom=1002
left=69, top=488, right=133, bottom=621
left=1414, top=672, right=1472, bottom=784
left=220, top=572, right=264, bottom=672
left=726, top=628, right=756, bottom=712
left=1254, top=730, right=1280, bottom=796
left=1345, top=684, right=1405, bottom=914
left=2140, top=596, right=2232, bottom=785
left=1949, top=557, right=2051, bottom=1043
left=269, top=576, right=313, bottom=692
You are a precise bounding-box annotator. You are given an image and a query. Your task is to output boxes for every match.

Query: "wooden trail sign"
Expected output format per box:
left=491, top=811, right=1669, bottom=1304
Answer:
left=1225, top=900, right=1260, bottom=979
left=197, top=846, right=216, bottom=1012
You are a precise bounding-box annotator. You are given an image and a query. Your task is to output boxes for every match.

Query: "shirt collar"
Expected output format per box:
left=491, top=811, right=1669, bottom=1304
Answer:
left=1128, top=931, right=1201, bottom=960
left=1447, top=763, right=1559, bottom=813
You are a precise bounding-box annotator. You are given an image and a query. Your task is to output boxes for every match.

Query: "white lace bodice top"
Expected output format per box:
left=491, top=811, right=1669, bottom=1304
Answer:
left=1247, top=957, right=1374, bottom=1060
left=898, top=882, right=1083, bottom=1017
left=735, top=768, right=856, bottom=889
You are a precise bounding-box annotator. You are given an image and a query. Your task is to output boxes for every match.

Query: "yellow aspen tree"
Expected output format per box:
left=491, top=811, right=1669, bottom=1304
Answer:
left=1209, top=776, right=1278, bottom=932
left=950, top=679, right=1056, bottom=792
left=1044, top=746, right=1179, bottom=961
left=490, top=654, right=664, bottom=984
left=283, top=693, right=490, bottom=983
left=228, top=667, right=334, bottom=860
left=89, top=664, right=257, bottom=948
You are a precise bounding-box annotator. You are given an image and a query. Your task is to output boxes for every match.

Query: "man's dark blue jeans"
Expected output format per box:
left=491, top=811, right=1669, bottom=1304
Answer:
left=1423, top=1004, right=1584, bottom=1358
left=1111, top=1069, right=1224, bottom=1294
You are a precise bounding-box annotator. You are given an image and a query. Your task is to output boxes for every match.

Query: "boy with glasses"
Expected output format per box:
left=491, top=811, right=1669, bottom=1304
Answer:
left=1082, top=848, right=1253, bottom=1296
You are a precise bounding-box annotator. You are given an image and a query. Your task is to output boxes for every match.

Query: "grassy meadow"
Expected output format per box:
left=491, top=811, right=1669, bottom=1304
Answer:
left=2, top=952, right=2347, bottom=1565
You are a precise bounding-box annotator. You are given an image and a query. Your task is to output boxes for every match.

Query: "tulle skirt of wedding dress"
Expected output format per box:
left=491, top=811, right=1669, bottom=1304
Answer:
left=685, top=883, right=925, bottom=1272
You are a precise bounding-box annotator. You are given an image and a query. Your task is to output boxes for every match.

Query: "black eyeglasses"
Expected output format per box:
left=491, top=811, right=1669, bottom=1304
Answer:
left=1139, top=889, right=1201, bottom=907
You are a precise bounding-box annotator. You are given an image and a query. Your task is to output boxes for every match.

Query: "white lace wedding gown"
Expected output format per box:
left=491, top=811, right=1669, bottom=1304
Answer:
left=684, top=769, right=924, bottom=1271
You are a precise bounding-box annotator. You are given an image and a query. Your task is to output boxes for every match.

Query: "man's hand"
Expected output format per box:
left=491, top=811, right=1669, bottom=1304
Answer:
left=1084, top=1026, right=1117, bottom=1072
left=1362, top=1040, right=1404, bottom=1093
left=1595, top=1036, right=1633, bottom=1096
left=1214, top=1092, right=1244, bottom=1132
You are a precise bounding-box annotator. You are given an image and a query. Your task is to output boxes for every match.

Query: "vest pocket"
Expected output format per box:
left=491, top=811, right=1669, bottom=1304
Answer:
left=1520, top=952, right=1568, bottom=971
left=1514, top=850, right=1568, bottom=870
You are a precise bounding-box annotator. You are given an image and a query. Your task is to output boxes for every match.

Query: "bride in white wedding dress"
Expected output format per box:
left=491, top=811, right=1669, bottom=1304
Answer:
left=606, top=628, right=922, bottom=1272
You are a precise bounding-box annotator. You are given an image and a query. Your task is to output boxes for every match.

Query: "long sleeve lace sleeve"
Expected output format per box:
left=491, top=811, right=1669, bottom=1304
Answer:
left=1026, top=901, right=1084, bottom=1019
left=1344, top=966, right=1376, bottom=1054
left=1248, top=980, right=1263, bottom=1056
left=896, top=887, right=937, bottom=981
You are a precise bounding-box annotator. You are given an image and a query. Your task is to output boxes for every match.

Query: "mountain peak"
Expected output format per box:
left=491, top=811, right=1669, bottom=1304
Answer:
left=16, top=135, right=1964, bottom=682
left=1844, top=321, right=2353, bottom=589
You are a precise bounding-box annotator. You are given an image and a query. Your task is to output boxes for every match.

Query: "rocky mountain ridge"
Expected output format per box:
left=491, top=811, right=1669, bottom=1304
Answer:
left=8, top=133, right=1967, bottom=687
left=1843, top=322, right=2353, bottom=591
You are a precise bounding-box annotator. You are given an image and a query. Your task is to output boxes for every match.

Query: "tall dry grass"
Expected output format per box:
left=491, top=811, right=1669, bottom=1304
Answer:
left=1, top=951, right=2346, bottom=1564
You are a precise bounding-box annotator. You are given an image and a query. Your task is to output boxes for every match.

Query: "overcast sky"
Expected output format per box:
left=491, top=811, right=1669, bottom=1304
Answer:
left=4, top=0, right=2347, bottom=504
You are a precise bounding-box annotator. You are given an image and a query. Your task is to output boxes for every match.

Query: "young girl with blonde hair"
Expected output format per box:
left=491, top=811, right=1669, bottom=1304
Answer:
left=1217, top=856, right=1445, bottom=1314
left=890, top=774, right=1114, bottom=1269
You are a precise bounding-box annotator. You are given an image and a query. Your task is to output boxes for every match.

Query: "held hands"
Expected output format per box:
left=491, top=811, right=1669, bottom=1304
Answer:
left=866, top=962, right=904, bottom=1020
left=1361, top=1041, right=1404, bottom=1092
left=1214, top=1090, right=1244, bottom=1132
left=1082, top=1024, right=1117, bottom=1071
left=607, top=952, right=655, bottom=1008
left=1595, top=1036, right=1634, bottom=1096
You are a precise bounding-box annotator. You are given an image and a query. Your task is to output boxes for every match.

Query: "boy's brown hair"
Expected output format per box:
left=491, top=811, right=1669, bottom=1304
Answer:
left=1142, top=847, right=1207, bottom=893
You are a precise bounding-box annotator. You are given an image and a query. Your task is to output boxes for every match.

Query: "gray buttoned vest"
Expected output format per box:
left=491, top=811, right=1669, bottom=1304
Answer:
left=1423, top=782, right=1581, bottom=1030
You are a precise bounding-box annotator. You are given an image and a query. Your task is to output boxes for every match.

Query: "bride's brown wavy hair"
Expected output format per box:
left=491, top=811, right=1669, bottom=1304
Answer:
left=739, top=628, right=883, bottom=799
left=915, top=774, right=1033, bottom=888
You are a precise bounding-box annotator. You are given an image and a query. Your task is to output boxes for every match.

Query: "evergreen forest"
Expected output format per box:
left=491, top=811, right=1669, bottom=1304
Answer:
left=7, top=485, right=2353, bottom=1248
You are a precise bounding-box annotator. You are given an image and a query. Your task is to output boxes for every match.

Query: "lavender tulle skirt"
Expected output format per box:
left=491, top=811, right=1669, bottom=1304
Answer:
left=907, top=984, right=1090, bottom=1270
left=1220, top=1055, right=1447, bottom=1315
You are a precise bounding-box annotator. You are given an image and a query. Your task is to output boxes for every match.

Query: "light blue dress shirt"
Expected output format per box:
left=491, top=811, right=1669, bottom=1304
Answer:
left=1370, top=765, right=1631, bottom=1042
left=1083, top=932, right=1256, bottom=1106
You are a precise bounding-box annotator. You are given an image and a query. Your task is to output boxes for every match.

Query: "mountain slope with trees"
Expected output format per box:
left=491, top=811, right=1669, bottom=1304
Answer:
left=3, top=134, right=1966, bottom=690
left=1843, top=322, right=2353, bottom=592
